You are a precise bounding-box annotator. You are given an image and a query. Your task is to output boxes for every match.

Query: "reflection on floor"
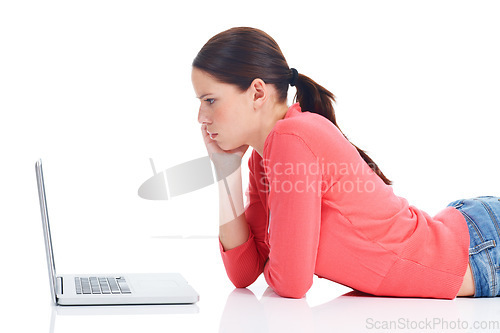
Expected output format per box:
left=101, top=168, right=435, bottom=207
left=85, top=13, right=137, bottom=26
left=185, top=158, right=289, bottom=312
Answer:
left=219, top=288, right=500, bottom=333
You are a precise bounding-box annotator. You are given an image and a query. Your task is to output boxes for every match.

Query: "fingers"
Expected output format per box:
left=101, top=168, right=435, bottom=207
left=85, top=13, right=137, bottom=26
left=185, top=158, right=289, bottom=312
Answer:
left=200, top=124, right=211, bottom=144
left=200, top=123, right=221, bottom=156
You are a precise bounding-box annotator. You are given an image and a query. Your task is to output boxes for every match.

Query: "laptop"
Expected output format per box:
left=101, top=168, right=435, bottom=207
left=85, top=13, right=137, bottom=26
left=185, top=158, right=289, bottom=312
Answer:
left=35, top=159, right=199, bottom=305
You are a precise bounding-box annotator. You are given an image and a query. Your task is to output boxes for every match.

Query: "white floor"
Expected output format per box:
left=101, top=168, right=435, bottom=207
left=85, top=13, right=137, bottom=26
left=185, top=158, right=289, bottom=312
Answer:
left=4, top=235, right=500, bottom=333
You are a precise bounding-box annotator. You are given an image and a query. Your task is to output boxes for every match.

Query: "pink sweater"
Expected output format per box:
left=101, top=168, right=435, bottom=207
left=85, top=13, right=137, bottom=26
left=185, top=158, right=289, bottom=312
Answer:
left=219, top=103, right=470, bottom=299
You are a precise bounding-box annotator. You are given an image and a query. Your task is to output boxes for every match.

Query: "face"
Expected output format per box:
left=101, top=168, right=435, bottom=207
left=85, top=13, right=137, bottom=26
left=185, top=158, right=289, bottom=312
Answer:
left=191, top=67, right=255, bottom=151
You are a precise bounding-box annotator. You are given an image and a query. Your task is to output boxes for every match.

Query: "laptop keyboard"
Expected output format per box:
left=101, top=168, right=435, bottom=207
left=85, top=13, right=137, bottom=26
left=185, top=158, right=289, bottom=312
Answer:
left=75, top=277, right=131, bottom=295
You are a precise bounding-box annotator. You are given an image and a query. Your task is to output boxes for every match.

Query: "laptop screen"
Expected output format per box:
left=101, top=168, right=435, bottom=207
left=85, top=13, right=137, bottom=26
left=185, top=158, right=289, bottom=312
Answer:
left=36, top=159, right=58, bottom=304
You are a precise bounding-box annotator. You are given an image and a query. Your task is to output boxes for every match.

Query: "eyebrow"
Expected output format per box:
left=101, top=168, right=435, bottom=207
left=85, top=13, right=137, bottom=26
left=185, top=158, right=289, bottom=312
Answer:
left=196, top=93, right=212, bottom=99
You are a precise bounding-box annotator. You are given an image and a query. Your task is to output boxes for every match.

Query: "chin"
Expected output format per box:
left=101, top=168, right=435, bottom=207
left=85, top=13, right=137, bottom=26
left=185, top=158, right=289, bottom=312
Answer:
left=219, top=141, right=237, bottom=152
left=218, top=142, right=231, bottom=151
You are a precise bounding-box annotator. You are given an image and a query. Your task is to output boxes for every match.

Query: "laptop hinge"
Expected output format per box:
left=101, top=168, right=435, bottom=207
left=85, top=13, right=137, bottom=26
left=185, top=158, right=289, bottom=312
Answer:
left=56, top=277, right=63, bottom=295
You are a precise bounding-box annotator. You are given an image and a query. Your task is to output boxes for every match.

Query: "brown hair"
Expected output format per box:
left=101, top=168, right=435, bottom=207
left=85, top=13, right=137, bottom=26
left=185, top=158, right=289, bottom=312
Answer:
left=193, top=27, right=392, bottom=185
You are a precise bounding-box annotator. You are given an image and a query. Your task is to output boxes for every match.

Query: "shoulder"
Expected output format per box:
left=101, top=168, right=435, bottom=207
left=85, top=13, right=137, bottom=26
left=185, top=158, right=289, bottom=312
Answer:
left=263, top=105, right=363, bottom=164
left=265, top=109, right=347, bottom=156
left=274, top=109, right=335, bottom=137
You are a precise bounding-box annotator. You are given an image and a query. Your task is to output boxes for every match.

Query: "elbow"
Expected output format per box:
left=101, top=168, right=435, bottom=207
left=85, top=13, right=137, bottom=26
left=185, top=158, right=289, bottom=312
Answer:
left=274, top=283, right=310, bottom=299
left=267, top=277, right=312, bottom=299
left=227, top=272, right=260, bottom=289
left=233, top=282, right=252, bottom=289
left=231, top=279, right=253, bottom=289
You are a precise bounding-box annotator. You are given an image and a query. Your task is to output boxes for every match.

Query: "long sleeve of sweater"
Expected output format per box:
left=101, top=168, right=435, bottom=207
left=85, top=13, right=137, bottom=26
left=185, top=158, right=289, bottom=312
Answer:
left=219, top=151, right=269, bottom=288
left=262, top=133, right=322, bottom=298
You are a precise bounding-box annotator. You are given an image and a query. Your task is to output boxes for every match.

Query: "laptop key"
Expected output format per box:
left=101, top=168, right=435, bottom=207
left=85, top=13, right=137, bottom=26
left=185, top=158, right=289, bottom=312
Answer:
left=75, top=277, right=82, bottom=294
left=89, top=277, right=101, bottom=294
left=99, top=277, right=111, bottom=294
left=107, top=278, right=121, bottom=294
left=116, top=277, right=131, bottom=294
left=81, top=278, right=92, bottom=294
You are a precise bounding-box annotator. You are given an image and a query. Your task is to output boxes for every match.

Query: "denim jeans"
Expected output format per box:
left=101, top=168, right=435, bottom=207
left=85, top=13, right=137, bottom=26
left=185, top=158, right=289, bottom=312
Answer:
left=447, top=196, right=500, bottom=297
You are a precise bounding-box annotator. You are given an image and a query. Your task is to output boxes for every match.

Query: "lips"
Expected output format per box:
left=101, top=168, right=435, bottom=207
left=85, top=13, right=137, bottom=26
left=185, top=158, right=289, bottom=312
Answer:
left=207, top=129, right=218, bottom=140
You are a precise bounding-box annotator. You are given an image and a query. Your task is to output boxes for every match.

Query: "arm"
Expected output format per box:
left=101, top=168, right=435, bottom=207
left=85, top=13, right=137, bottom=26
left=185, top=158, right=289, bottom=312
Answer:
left=218, top=151, right=269, bottom=287
left=218, top=164, right=248, bottom=250
left=199, top=124, right=268, bottom=287
left=263, top=133, right=322, bottom=298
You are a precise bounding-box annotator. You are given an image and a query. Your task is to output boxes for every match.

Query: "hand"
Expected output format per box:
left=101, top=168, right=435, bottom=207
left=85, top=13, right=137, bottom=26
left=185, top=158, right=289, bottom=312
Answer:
left=200, top=124, right=249, bottom=160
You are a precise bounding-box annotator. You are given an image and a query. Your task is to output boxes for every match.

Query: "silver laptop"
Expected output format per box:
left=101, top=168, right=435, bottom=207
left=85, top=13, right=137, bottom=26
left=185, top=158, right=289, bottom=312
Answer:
left=36, top=159, right=199, bottom=305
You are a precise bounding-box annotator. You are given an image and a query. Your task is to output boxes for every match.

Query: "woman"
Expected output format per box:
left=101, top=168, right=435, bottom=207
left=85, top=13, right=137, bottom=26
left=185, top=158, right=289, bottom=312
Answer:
left=191, top=27, right=499, bottom=299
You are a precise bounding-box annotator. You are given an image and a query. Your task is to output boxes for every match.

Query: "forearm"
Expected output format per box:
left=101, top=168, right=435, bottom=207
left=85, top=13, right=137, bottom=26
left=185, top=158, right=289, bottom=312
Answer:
left=217, top=166, right=249, bottom=251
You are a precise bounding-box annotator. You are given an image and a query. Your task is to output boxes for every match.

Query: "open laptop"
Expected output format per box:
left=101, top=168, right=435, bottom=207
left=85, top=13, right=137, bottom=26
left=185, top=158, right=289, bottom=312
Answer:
left=35, top=159, right=199, bottom=305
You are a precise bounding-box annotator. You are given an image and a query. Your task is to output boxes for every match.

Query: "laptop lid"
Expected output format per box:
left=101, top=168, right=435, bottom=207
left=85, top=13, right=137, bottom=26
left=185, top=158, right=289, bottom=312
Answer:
left=36, top=159, right=58, bottom=304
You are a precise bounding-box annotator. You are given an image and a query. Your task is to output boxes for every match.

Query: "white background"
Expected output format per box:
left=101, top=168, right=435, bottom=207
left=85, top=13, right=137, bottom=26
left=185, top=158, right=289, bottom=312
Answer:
left=1, top=0, right=500, bottom=332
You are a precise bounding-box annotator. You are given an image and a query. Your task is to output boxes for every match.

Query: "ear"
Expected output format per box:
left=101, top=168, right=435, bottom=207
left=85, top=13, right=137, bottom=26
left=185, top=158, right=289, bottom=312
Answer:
left=249, top=78, right=267, bottom=109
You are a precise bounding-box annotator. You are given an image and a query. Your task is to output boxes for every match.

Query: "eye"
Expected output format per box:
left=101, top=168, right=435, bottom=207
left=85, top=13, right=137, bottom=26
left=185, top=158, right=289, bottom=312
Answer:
left=204, top=98, right=215, bottom=105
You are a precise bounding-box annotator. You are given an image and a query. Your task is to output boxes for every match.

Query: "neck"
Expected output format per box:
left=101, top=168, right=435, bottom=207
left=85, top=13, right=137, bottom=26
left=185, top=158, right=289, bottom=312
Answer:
left=252, top=102, right=289, bottom=157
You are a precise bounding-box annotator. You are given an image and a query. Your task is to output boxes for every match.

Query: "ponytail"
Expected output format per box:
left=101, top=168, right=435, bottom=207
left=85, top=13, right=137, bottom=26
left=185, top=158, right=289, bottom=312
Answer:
left=293, top=73, right=392, bottom=185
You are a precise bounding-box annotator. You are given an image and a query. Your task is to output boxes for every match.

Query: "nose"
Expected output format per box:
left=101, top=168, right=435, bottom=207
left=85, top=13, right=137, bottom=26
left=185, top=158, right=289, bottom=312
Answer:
left=197, top=105, right=211, bottom=124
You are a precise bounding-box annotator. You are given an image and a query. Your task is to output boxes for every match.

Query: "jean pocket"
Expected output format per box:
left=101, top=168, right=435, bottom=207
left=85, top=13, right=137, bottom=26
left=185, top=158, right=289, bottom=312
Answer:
left=469, top=239, right=496, bottom=256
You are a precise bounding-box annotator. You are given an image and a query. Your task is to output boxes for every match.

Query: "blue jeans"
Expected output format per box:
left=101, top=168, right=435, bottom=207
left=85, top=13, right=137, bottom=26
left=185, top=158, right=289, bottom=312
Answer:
left=447, top=196, right=500, bottom=297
